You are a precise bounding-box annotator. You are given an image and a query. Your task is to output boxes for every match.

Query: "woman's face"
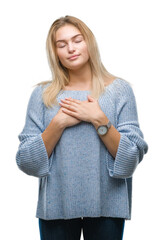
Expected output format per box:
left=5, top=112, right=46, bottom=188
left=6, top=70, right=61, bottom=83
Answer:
left=55, top=24, right=90, bottom=70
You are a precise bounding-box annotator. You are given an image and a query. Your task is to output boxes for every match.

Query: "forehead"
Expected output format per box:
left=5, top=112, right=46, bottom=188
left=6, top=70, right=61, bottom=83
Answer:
left=55, top=25, right=82, bottom=42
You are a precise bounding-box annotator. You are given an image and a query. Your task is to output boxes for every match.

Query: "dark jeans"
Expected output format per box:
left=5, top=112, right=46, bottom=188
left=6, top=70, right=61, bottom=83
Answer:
left=39, top=216, right=125, bottom=240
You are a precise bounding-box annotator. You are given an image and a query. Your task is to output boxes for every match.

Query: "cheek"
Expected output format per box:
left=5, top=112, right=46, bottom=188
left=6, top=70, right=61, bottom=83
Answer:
left=56, top=50, right=65, bottom=60
left=80, top=44, right=89, bottom=58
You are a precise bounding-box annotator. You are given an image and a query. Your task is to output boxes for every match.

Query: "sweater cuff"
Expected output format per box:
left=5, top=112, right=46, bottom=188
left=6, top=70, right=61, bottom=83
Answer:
left=16, top=133, right=53, bottom=177
left=107, top=133, right=139, bottom=179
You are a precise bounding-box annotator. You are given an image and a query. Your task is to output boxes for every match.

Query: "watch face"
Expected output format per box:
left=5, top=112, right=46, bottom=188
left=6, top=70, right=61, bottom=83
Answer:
left=98, top=126, right=108, bottom=135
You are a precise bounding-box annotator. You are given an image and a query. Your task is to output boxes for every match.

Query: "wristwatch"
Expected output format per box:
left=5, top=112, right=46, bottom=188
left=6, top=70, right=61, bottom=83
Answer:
left=96, top=120, right=112, bottom=136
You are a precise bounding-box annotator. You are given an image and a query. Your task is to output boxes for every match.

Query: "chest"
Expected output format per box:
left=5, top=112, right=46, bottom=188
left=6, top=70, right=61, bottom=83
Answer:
left=43, top=92, right=117, bottom=129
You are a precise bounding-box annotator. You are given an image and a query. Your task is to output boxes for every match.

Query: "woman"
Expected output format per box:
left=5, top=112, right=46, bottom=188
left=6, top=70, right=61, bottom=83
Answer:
left=16, top=15, right=148, bottom=240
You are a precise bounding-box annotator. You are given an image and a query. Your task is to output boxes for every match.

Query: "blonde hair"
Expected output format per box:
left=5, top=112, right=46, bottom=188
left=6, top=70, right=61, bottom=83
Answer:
left=34, top=15, right=118, bottom=108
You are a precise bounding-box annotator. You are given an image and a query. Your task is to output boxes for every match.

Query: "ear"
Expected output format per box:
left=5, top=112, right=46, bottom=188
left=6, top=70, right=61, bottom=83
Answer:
left=87, top=95, right=95, bottom=102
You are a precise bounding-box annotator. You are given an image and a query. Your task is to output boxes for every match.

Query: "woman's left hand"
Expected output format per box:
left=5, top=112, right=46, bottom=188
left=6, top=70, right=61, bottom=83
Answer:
left=59, top=95, right=104, bottom=123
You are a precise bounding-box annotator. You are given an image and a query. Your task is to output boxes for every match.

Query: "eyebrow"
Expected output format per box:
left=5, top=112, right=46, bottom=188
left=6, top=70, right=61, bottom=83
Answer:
left=55, top=34, right=83, bottom=44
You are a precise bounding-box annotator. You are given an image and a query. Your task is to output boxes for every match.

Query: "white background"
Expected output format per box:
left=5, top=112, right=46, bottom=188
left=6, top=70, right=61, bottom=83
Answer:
left=0, top=0, right=163, bottom=239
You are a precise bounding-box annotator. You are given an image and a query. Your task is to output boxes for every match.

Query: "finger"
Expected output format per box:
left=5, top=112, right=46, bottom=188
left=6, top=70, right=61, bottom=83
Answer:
left=65, top=97, right=72, bottom=100
left=61, top=99, right=80, bottom=107
left=62, top=108, right=78, bottom=117
left=59, top=102, right=77, bottom=112
left=87, top=95, right=95, bottom=102
left=60, top=99, right=77, bottom=106
left=65, top=98, right=81, bottom=104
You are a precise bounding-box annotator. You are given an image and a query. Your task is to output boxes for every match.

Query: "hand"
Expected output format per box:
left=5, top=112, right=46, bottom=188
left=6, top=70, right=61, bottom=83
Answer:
left=55, top=106, right=81, bottom=129
left=58, top=95, right=104, bottom=123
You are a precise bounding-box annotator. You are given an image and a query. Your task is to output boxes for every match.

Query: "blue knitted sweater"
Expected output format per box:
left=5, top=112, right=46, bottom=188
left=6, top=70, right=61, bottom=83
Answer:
left=16, top=78, right=148, bottom=220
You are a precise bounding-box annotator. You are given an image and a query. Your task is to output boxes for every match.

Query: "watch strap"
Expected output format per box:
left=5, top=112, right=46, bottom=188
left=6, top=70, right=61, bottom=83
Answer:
left=107, top=120, right=112, bottom=129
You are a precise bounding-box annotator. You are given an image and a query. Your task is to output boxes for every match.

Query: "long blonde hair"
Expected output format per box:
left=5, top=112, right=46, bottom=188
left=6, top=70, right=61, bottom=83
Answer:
left=34, top=15, right=118, bottom=108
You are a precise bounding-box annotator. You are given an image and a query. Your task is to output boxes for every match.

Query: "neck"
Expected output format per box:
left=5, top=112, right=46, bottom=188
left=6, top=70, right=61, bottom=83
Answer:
left=68, top=62, right=92, bottom=88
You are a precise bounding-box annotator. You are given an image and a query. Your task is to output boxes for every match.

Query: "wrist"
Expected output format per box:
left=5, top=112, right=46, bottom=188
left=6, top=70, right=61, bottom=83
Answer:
left=91, top=112, right=109, bottom=130
left=52, top=116, right=66, bottom=131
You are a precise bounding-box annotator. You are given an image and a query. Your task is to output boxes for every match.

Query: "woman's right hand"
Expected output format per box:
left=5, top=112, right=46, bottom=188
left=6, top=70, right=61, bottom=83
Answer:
left=54, top=107, right=81, bottom=128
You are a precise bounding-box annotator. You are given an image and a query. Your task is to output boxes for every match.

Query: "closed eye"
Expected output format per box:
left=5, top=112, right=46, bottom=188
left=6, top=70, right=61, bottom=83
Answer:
left=57, top=39, right=83, bottom=48
left=75, top=40, right=82, bottom=43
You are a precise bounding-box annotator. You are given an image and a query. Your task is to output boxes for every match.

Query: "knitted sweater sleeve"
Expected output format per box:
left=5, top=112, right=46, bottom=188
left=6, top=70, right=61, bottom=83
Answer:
left=108, top=81, right=148, bottom=179
left=15, top=85, right=54, bottom=178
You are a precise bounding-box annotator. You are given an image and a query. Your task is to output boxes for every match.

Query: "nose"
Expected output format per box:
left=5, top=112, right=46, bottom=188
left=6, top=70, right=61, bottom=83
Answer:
left=67, top=42, right=76, bottom=53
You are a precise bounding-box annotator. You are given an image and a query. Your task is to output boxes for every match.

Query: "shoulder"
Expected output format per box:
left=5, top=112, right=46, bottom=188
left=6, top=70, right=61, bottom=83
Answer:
left=30, top=82, right=51, bottom=100
left=31, top=81, right=51, bottom=98
left=113, top=77, right=133, bottom=91
left=27, top=85, right=46, bottom=110
left=105, top=76, right=132, bottom=90
left=29, top=85, right=43, bottom=102
left=111, top=78, right=135, bottom=99
left=104, top=77, right=136, bottom=107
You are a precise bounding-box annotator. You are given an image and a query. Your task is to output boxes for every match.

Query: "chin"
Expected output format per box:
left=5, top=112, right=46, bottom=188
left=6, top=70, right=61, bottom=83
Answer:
left=65, top=62, right=86, bottom=70
left=72, top=60, right=90, bottom=69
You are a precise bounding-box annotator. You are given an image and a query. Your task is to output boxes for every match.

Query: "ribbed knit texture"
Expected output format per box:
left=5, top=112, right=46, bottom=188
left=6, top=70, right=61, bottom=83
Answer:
left=16, top=78, right=148, bottom=220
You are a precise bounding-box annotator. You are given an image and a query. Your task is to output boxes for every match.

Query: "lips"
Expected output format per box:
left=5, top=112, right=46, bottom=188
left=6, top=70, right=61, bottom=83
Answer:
left=68, top=54, right=80, bottom=59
